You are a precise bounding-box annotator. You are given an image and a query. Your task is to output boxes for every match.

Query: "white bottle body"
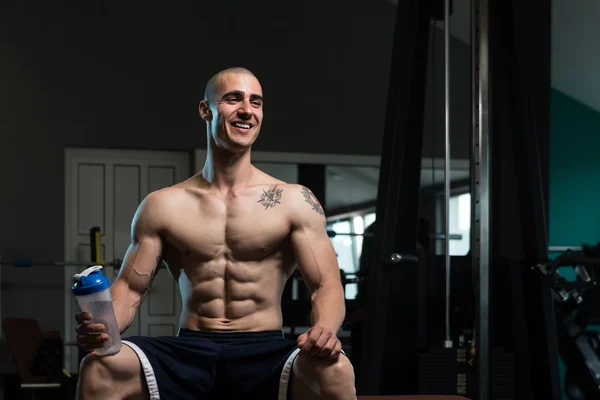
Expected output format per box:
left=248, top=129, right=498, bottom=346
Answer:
left=75, top=287, right=122, bottom=356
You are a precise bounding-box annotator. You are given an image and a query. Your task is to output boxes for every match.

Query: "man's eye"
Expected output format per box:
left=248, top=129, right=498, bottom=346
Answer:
left=252, top=101, right=262, bottom=106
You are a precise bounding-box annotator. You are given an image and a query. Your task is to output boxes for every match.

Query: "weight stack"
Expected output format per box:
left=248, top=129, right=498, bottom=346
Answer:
left=417, top=347, right=514, bottom=399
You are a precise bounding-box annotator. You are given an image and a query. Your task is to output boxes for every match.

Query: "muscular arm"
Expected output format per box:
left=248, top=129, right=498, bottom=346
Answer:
left=289, top=185, right=345, bottom=333
left=110, top=193, right=166, bottom=334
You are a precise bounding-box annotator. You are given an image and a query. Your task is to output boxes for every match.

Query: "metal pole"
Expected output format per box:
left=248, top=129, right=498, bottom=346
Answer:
left=0, top=255, right=2, bottom=331
left=443, top=0, right=453, bottom=349
left=473, top=0, right=491, bottom=398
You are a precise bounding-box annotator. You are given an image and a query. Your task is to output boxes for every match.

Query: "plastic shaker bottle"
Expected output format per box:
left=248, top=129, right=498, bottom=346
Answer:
left=72, top=265, right=122, bottom=356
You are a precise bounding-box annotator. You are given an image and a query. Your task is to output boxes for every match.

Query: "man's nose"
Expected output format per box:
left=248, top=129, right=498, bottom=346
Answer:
left=238, top=100, right=253, bottom=117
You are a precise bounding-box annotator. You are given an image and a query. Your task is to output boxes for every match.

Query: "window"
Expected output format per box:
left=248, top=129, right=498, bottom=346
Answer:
left=436, top=192, right=471, bottom=256
left=330, top=219, right=355, bottom=273
left=327, top=211, right=376, bottom=300
left=450, top=193, right=471, bottom=255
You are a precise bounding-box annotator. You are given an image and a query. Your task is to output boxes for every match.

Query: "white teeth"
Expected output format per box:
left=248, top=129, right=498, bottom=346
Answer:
left=232, top=122, right=251, bottom=129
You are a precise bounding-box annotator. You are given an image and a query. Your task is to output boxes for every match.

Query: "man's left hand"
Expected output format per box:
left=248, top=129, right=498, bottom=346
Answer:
left=297, top=325, right=342, bottom=360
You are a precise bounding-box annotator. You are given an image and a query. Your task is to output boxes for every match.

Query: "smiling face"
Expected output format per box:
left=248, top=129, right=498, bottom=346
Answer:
left=200, top=71, right=264, bottom=153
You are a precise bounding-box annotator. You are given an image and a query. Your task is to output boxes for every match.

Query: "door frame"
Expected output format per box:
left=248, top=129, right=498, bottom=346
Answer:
left=194, top=149, right=467, bottom=171
left=194, top=150, right=382, bottom=170
left=64, top=147, right=191, bottom=370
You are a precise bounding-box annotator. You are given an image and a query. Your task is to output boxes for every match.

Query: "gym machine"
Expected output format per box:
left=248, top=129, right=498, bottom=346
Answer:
left=357, top=0, right=555, bottom=398
left=534, top=244, right=600, bottom=399
left=3, top=318, right=77, bottom=400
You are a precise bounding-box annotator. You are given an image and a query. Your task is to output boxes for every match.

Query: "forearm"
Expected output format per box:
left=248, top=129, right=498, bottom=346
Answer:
left=310, top=282, right=346, bottom=332
left=112, top=301, right=138, bottom=334
left=110, top=284, right=142, bottom=334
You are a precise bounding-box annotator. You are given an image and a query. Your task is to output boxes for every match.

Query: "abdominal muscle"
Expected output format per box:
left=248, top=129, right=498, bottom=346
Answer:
left=176, top=257, right=291, bottom=332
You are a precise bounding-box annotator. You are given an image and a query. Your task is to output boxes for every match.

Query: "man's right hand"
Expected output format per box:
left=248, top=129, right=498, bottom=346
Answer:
left=75, top=312, right=108, bottom=353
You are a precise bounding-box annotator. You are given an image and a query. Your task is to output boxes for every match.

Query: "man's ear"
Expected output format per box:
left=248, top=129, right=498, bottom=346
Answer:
left=199, top=100, right=212, bottom=121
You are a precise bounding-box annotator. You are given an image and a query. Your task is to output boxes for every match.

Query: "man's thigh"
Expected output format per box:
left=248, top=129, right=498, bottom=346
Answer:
left=289, top=352, right=355, bottom=399
left=78, top=345, right=149, bottom=399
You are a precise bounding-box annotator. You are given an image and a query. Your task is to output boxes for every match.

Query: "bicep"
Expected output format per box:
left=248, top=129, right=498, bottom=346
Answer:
left=288, top=185, right=340, bottom=291
left=291, top=227, right=340, bottom=292
left=111, top=196, right=165, bottom=303
left=114, top=235, right=164, bottom=297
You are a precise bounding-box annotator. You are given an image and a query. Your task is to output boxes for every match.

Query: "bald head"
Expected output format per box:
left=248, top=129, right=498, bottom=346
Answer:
left=199, top=67, right=264, bottom=152
left=204, top=67, right=257, bottom=102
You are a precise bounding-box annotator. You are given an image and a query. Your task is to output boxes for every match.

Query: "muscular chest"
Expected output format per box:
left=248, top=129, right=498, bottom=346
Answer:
left=164, top=190, right=291, bottom=261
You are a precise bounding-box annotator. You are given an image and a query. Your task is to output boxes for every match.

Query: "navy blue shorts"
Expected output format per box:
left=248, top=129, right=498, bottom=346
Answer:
left=122, top=329, right=301, bottom=400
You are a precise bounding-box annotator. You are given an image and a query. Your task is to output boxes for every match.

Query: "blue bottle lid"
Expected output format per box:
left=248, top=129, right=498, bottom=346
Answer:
left=72, top=265, right=110, bottom=296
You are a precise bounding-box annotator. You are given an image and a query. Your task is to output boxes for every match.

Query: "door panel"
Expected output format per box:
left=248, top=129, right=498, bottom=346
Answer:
left=77, top=164, right=106, bottom=234
left=140, top=163, right=179, bottom=336
left=148, top=165, right=176, bottom=191
left=149, top=324, right=176, bottom=337
left=113, top=165, right=141, bottom=256
left=149, top=274, right=176, bottom=316
left=112, top=164, right=142, bottom=339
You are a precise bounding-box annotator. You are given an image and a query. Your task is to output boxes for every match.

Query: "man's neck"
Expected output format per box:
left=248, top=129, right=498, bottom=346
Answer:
left=201, top=142, right=253, bottom=191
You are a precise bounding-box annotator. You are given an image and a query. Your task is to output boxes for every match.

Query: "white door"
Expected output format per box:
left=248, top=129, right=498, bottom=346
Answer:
left=64, top=148, right=190, bottom=372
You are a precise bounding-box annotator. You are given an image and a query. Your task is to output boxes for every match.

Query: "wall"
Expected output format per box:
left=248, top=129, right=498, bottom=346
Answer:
left=551, top=0, right=600, bottom=119
left=549, top=89, right=600, bottom=248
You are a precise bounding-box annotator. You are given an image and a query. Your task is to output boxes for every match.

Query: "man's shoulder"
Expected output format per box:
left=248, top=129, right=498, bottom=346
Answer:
left=249, top=182, right=317, bottom=209
left=279, top=184, right=321, bottom=203
left=136, top=186, right=189, bottom=226
left=261, top=184, right=325, bottom=219
left=144, top=185, right=188, bottom=208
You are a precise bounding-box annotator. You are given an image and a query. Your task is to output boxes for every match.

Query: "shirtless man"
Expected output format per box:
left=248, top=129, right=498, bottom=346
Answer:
left=74, top=67, right=357, bottom=400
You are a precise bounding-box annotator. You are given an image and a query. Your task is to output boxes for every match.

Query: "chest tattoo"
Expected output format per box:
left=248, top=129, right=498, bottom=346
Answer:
left=257, top=185, right=284, bottom=210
